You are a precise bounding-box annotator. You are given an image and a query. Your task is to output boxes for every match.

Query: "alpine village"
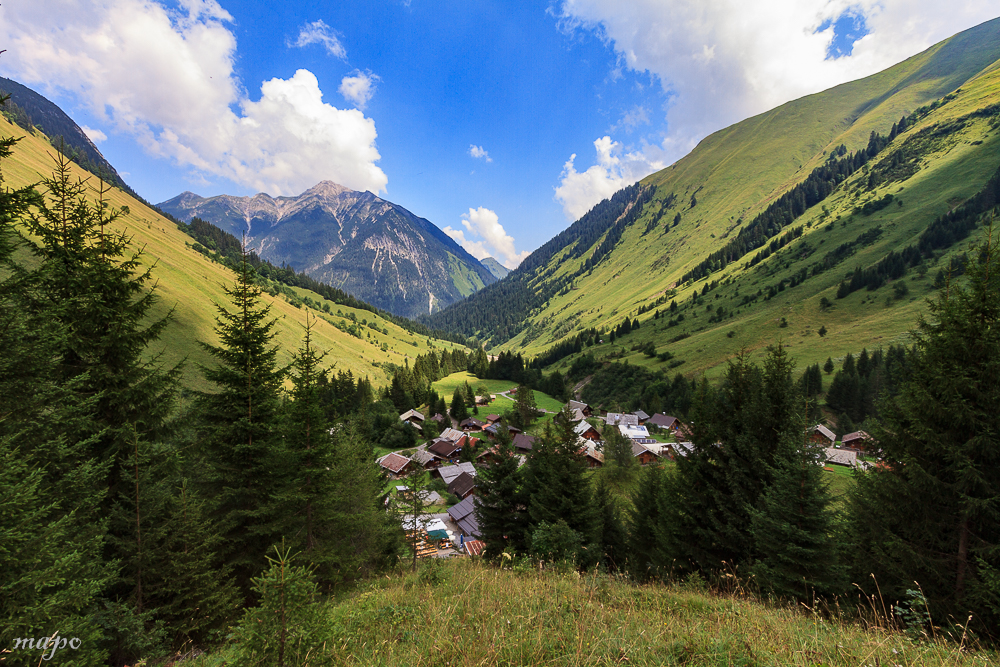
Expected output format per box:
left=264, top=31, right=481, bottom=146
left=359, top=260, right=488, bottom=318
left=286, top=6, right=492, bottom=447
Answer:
left=5, top=12, right=1000, bottom=667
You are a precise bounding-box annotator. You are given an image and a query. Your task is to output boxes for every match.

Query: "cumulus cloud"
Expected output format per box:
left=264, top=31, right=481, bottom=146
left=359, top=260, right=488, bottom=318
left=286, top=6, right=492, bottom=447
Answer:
left=289, top=19, right=347, bottom=59
left=339, top=70, right=379, bottom=109
left=469, top=144, right=492, bottom=162
left=444, top=207, right=530, bottom=269
left=554, top=136, right=665, bottom=221
left=0, top=0, right=387, bottom=196
left=555, top=0, right=1000, bottom=167
left=81, top=126, right=107, bottom=143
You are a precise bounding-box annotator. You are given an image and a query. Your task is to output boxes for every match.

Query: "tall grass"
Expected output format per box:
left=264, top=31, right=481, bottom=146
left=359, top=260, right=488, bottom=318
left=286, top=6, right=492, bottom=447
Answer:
left=191, top=558, right=998, bottom=666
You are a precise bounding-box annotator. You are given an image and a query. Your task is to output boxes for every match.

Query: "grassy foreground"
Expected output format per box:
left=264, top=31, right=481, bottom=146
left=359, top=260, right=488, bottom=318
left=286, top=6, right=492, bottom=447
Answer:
left=191, top=558, right=996, bottom=667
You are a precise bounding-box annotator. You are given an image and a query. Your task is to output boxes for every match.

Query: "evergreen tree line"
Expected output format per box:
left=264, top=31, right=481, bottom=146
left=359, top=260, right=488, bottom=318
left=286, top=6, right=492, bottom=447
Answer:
left=1, top=134, right=402, bottom=665
left=477, top=232, right=1000, bottom=638
left=836, top=160, right=1000, bottom=298
left=178, top=216, right=470, bottom=346
left=680, top=121, right=903, bottom=285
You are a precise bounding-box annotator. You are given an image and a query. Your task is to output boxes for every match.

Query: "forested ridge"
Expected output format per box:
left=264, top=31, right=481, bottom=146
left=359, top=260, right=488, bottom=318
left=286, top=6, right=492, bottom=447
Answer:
left=423, top=184, right=654, bottom=343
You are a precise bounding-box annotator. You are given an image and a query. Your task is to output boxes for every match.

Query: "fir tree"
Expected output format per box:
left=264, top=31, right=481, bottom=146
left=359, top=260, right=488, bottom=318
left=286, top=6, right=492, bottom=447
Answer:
left=629, top=463, right=668, bottom=580
left=450, top=386, right=469, bottom=422
left=196, top=249, right=288, bottom=596
left=522, top=407, right=597, bottom=565
left=594, top=477, right=628, bottom=572
left=847, top=227, right=1000, bottom=633
left=474, top=425, right=529, bottom=556
left=749, top=430, right=843, bottom=601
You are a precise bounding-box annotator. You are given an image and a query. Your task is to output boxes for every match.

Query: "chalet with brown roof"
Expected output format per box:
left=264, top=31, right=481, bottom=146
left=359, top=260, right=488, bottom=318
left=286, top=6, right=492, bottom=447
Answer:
left=484, top=423, right=522, bottom=440
left=574, top=420, right=601, bottom=441
left=377, top=452, right=412, bottom=477
left=648, top=413, right=680, bottom=431
left=807, top=424, right=837, bottom=446
left=486, top=414, right=501, bottom=425
left=513, top=433, right=536, bottom=452
left=434, top=462, right=478, bottom=486
left=460, top=417, right=485, bottom=432
left=440, top=427, right=466, bottom=443
left=400, top=409, right=425, bottom=424
left=567, top=400, right=592, bottom=418
left=411, top=447, right=441, bottom=469
left=579, top=440, right=604, bottom=468
left=631, top=441, right=660, bottom=466
left=634, top=410, right=650, bottom=425
left=841, top=430, right=871, bottom=451
left=429, top=438, right=462, bottom=459
left=825, top=447, right=859, bottom=468
left=447, top=471, right=477, bottom=499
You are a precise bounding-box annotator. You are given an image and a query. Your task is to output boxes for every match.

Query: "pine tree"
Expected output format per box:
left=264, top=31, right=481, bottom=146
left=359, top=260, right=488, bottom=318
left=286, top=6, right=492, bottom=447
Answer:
left=522, top=407, right=597, bottom=565
left=450, top=386, right=469, bottom=422
left=594, top=478, right=628, bottom=572
left=629, top=463, right=668, bottom=580
left=196, top=249, right=288, bottom=596
left=22, top=154, right=180, bottom=510
left=474, top=425, right=529, bottom=556
left=749, top=430, right=843, bottom=601
left=601, top=423, right=636, bottom=487
left=847, top=228, right=1000, bottom=633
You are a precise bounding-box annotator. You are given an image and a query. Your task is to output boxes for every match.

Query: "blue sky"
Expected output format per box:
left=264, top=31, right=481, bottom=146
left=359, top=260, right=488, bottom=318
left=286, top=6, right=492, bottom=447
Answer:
left=1, top=0, right=997, bottom=267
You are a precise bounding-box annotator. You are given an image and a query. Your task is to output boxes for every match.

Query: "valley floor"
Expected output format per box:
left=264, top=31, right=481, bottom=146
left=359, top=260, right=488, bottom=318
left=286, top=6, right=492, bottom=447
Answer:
left=190, top=558, right=996, bottom=667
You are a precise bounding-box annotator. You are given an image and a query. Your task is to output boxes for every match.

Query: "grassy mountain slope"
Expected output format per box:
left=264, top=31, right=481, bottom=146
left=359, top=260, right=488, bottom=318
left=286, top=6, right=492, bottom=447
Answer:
left=189, top=558, right=995, bottom=666
left=0, top=115, right=467, bottom=392
left=431, top=17, right=1000, bottom=378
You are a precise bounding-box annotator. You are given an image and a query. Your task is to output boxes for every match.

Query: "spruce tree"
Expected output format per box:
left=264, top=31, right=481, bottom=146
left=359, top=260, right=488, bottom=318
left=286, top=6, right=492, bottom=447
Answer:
left=449, top=386, right=469, bottom=422
left=749, top=429, right=843, bottom=601
left=522, top=407, right=597, bottom=565
left=629, top=463, right=668, bottom=580
left=475, top=425, right=529, bottom=556
left=196, top=249, right=287, bottom=596
left=594, top=477, right=628, bottom=572
left=847, top=228, right=1000, bottom=632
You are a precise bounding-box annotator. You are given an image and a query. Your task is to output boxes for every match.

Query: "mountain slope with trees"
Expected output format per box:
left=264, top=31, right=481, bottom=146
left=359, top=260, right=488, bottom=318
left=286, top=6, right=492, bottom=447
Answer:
left=428, top=17, right=1000, bottom=380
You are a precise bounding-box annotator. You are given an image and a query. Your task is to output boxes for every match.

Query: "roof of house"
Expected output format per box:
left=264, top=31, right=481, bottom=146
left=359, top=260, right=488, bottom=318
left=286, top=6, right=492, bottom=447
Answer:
left=513, top=433, right=537, bottom=451
left=648, top=413, right=679, bottom=428
left=440, top=427, right=466, bottom=442
left=429, top=439, right=461, bottom=458
left=619, top=424, right=650, bottom=440
left=395, top=487, right=442, bottom=504
left=842, top=430, right=870, bottom=444
left=581, top=441, right=605, bottom=464
left=464, top=539, right=486, bottom=556
left=568, top=407, right=587, bottom=422
left=634, top=410, right=650, bottom=421
left=460, top=417, right=485, bottom=430
left=438, top=462, right=477, bottom=486
left=631, top=438, right=659, bottom=446
left=411, top=447, right=438, bottom=465
left=809, top=424, right=837, bottom=442
left=447, top=494, right=481, bottom=537
left=825, top=447, right=858, bottom=467
left=670, top=441, right=696, bottom=457
left=399, top=409, right=425, bottom=422
left=448, top=472, right=477, bottom=498
left=631, top=441, right=659, bottom=458
left=604, top=412, right=639, bottom=426
left=431, top=413, right=447, bottom=423
left=567, top=400, right=590, bottom=412
left=486, top=414, right=501, bottom=422
left=377, top=452, right=411, bottom=474
left=574, top=421, right=599, bottom=436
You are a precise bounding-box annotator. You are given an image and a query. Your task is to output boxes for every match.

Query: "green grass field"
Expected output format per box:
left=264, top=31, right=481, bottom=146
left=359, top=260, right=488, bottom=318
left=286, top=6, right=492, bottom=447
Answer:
left=431, top=372, right=565, bottom=415
left=189, top=557, right=997, bottom=667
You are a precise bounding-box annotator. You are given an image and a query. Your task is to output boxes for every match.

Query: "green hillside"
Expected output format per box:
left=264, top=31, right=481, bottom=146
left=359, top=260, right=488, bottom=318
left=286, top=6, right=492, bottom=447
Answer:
left=0, top=114, right=468, bottom=392
left=188, top=558, right=996, bottom=666
left=429, top=17, right=1000, bottom=378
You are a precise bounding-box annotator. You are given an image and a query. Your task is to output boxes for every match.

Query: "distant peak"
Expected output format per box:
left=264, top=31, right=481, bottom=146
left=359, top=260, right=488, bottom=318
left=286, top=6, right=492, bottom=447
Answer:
left=303, top=181, right=351, bottom=197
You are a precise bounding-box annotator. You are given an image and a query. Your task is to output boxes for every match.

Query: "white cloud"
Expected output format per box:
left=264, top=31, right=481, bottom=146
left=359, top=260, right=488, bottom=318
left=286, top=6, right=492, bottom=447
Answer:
left=555, top=0, right=1000, bottom=167
left=81, top=126, right=107, bottom=143
left=610, top=105, right=650, bottom=134
left=289, top=19, right=347, bottom=59
left=444, top=207, right=531, bottom=269
left=339, top=70, right=379, bottom=109
left=554, top=136, right=665, bottom=221
left=0, top=0, right=387, bottom=196
left=469, top=144, right=492, bottom=162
